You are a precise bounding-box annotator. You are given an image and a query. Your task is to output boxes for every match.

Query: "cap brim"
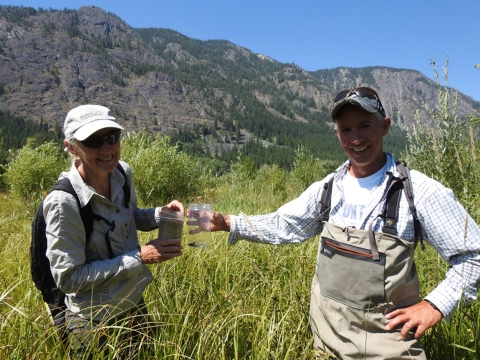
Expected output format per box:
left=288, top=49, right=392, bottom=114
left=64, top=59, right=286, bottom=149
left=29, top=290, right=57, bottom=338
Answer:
left=330, top=97, right=379, bottom=120
left=73, top=120, right=124, bottom=141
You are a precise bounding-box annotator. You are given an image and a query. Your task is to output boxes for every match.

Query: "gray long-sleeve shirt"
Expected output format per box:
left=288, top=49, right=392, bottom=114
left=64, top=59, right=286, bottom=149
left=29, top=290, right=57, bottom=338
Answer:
left=44, top=160, right=158, bottom=321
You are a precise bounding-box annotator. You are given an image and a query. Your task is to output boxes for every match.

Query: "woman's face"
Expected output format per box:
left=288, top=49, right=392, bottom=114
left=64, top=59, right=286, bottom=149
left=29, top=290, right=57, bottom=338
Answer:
left=65, top=127, right=121, bottom=179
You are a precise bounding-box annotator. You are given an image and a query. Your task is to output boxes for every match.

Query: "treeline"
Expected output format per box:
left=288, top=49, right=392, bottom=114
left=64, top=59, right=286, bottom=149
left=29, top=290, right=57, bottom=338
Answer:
left=0, top=110, right=62, bottom=164
left=0, top=5, right=75, bottom=26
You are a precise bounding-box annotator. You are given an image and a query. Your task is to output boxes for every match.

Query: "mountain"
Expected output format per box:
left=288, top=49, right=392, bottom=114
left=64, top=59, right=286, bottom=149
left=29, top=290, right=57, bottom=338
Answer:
left=310, top=67, right=479, bottom=128
left=0, top=5, right=478, bottom=167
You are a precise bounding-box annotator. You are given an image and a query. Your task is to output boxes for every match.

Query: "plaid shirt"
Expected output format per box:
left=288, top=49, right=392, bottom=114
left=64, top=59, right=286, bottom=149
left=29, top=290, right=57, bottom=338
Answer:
left=228, top=153, right=480, bottom=320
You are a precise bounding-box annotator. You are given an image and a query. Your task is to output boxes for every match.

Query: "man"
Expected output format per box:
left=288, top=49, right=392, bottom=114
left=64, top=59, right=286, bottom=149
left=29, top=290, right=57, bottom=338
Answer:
left=207, top=87, right=480, bottom=359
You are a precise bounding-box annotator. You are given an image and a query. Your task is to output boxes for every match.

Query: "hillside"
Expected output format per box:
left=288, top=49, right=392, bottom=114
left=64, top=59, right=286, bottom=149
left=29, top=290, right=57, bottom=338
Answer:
left=0, top=5, right=478, bottom=167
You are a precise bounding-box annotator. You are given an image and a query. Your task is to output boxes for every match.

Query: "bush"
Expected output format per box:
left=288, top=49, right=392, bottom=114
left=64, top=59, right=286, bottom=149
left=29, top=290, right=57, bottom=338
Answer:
left=254, top=163, right=288, bottom=201
left=4, top=139, right=68, bottom=205
left=121, top=132, right=207, bottom=207
left=403, top=58, right=479, bottom=221
left=292, top=146, right=335, bottom=190
left=228, top=156, right=257, bottom=183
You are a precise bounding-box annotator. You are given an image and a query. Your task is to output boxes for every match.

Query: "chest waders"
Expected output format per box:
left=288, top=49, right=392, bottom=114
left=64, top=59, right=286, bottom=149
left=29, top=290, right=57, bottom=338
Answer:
left=310, top=164, right=427, bottom=359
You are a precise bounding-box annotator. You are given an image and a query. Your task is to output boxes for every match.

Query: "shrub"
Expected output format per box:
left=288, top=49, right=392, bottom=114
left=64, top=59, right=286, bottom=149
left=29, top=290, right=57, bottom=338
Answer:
left=403, top=57, right=479, bottom=221
left=228, top=156, right=257, bottom=183
left=3, top=139, right=68, bottom=204
left=121, top=132, right=207, bottom=207
left=255, top=163, right=288, bottom=200
left=292, top=145, right=334, bottom=190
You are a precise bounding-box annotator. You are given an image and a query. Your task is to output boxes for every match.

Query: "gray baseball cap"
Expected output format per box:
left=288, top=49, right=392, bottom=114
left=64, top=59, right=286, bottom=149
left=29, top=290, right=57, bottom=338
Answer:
left=330, top=87, right=386, bottom=120
left=63, top=104, right=124, bottom=141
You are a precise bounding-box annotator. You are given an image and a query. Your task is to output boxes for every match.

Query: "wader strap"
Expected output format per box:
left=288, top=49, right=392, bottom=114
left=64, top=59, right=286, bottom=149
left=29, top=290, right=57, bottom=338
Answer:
left=382, top=178, right=403, bottom=235
left=395, top=162, right=425, bottom=250
left=367, top=221, right=380, bottom=261
left=319, top=177, right=334, bottom=222
left=318, top=162, right=424, bottom=258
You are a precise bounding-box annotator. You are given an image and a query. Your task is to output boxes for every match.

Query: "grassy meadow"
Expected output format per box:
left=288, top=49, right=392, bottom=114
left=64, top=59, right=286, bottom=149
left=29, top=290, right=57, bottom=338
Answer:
left=0, top=151, right=479, bottom=359
left=1, top=75, right=479, bottom=359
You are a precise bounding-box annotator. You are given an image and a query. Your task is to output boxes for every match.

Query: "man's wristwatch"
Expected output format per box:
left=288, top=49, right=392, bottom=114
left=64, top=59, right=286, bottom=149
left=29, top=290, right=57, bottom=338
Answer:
left=425, top=299, right=444, bottom=317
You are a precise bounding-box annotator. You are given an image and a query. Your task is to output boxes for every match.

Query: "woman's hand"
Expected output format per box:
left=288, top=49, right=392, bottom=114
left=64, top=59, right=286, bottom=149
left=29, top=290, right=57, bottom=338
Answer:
left=140, top=238, right=183, bottom=264
left=156, top=200, right=185, bottom=220
left=163, top=200, right=184, bottom=214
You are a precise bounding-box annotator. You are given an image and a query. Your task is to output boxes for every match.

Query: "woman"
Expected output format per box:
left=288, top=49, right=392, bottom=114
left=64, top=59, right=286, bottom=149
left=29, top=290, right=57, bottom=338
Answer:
left=44, top=104, right=184, bottom=357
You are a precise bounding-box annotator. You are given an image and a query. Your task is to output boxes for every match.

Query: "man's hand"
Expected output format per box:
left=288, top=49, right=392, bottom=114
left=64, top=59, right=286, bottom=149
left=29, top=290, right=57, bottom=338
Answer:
left=186, top=211, right=230, bottom=233
left=210, top=212, right=230, bottom=232
left=140, top=238, right=183, bottom=264
left=385, top=300, right=443, bottom=340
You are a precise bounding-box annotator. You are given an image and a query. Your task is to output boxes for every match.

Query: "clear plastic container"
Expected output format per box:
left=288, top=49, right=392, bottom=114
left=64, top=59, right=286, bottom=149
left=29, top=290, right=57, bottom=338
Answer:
left=185, top=203, right=212, bottom=247
left=158, top=209, right=185, bottom=241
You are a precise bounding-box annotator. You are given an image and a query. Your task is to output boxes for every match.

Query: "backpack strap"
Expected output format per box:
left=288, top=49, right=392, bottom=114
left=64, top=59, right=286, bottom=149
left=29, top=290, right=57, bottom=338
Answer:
left=116, top=163, right=130, bottom=208
left=91, top=214, right=115, bottom=259
left=52, top=177, right=119, bottom=259
left=52, top=178, right=95, bottom=240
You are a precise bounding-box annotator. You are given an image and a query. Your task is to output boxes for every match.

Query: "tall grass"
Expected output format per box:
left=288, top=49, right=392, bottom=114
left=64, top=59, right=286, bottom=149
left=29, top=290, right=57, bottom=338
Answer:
left=1, top=153, right=479, bottom=358
left=0, top=169, right=323, bottom=359
left=1, top=61, right=479, bottom=357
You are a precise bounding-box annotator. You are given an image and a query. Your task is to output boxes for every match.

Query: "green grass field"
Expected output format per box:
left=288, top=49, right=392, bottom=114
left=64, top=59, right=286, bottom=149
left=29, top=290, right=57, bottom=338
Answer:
left=0, top=165, right=478, bottom=359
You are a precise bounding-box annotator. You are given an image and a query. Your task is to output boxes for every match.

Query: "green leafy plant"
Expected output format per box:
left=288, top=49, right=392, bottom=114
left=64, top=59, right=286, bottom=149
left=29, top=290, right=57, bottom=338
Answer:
left=292, top=145, right=334, bottom=190
left=228, top=156, right=257, bottom=183
left=403, top=57, right=480, bottom=358
left=120, top=131, right=208, bottom=207
left=3, top=139, right=68, bottom=205
left=403, top=57, right=479, bottom=221
left=255, top=163, right=288, bottom=201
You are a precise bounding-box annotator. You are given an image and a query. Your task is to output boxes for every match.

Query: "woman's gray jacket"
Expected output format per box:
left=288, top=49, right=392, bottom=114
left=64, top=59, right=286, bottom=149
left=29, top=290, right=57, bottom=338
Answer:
left=44, top=161, right=158, bottom=321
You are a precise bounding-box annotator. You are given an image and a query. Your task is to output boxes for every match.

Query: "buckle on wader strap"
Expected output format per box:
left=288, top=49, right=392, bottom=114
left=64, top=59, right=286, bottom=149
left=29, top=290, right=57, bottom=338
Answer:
left=364, top=176, right=406, bottom=262
left=382, top=177, right=403, bottom=236
left=381, top=163, right=425, bottom=250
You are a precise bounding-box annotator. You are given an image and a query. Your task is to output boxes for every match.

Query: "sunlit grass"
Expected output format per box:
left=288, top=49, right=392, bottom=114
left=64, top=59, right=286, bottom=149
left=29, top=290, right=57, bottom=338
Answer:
left=0, top=163, right=479, bottom=359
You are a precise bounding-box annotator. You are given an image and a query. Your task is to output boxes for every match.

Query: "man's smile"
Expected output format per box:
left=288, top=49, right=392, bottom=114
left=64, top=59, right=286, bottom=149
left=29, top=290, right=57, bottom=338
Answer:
left=352, top=146, right=368, bottom=152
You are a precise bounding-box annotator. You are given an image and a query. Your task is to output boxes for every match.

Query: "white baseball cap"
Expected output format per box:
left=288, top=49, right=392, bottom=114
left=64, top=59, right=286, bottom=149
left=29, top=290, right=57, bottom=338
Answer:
left=63, top=104, right=124, bottom=141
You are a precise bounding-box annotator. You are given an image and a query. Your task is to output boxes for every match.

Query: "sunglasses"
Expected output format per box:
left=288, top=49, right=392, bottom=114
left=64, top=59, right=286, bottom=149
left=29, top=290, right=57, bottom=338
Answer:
left=334, top=87, right=386, bottom=117
left=80, top=129, right=121, bottom=148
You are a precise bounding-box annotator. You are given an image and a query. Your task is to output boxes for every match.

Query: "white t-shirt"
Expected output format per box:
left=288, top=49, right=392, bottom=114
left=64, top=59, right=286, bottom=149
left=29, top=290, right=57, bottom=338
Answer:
left=341, top=166, right=385, bottom=228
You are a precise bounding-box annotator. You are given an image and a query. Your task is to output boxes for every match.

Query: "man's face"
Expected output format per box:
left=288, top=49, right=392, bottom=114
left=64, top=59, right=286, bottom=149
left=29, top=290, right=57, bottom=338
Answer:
left=335, top=105, right=391, bottom=178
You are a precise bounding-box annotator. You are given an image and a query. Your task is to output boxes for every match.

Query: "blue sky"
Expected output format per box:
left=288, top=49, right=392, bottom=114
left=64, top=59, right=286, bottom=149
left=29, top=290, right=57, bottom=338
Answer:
left=3, top=0, right=480, bottom=101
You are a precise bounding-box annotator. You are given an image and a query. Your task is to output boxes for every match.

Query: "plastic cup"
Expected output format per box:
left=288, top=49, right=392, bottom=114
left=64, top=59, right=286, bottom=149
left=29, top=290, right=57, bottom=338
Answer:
left=185, top=203, right=212, bottom=247
left=157, top=209, right=185, bottom=241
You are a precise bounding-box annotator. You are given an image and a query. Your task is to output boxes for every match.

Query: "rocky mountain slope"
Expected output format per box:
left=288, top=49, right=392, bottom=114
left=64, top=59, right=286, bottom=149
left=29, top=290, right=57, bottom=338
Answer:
left=0, top=5, right=478, bottom=147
